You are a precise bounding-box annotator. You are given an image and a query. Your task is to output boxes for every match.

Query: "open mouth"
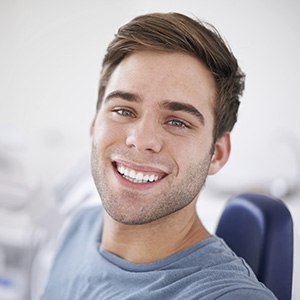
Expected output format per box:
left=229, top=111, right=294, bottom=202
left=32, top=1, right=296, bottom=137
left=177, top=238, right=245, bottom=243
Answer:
left=113, top=161, right=167, bottom=184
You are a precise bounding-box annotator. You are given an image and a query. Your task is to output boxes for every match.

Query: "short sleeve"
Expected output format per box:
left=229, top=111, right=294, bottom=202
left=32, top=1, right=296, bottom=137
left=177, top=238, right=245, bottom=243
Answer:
left=218, top=288, right=277, bottom=300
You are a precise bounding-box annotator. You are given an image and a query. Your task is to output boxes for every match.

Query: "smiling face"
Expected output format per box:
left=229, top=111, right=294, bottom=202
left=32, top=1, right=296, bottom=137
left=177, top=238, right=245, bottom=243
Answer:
left=91, top=51, right=229, bottom=225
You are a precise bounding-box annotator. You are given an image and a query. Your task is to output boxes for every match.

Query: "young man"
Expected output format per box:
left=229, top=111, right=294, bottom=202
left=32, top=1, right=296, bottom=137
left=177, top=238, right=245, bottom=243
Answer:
left=42, top=13, right=277, bottom=299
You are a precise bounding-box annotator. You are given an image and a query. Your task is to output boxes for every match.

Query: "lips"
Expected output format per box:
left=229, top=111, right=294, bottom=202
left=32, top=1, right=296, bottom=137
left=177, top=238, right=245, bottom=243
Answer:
left=113, top=161, right=167, bottom=184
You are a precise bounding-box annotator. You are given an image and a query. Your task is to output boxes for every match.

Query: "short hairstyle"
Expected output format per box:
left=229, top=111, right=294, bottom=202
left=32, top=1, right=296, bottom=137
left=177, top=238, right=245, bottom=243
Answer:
left=96, top=12, right=245, bottom=140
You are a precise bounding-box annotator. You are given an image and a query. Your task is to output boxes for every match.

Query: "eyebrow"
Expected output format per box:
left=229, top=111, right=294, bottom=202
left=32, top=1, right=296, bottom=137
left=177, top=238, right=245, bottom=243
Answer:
left=104, top=90, right=205, bottom=125
left=104, top=90, right=142, bottom=103
left=161, top=100, right=205, bottom=125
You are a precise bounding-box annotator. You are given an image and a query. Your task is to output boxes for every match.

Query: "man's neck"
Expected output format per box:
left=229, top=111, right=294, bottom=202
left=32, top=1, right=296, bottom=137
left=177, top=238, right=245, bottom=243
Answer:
left=101, top=201, right=211, bottom=264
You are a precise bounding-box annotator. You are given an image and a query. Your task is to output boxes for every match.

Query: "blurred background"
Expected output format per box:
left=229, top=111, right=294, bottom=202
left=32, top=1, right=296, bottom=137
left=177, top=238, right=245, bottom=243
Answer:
left=1, top=0, right=299, bottom=299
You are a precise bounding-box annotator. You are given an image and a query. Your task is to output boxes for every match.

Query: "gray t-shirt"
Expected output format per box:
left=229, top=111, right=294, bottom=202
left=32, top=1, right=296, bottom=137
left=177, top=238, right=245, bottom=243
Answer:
left=41, top=206, right=277, bottom=299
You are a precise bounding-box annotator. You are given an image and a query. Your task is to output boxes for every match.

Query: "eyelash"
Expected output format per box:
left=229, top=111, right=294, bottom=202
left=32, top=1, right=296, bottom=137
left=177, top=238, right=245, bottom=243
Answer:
left=166, top=119, right=191, bottom=129
left=112, top=108, right=136, bottom=118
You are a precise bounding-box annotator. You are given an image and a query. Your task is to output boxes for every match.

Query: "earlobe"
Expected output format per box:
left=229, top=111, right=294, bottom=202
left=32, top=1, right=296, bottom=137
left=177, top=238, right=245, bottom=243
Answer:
left=208, top=132, right=231, bottom=175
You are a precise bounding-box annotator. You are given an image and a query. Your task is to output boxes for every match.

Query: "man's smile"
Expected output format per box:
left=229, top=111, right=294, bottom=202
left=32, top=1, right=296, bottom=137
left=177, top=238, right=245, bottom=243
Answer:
left=113, top=160, right=168, bottom=185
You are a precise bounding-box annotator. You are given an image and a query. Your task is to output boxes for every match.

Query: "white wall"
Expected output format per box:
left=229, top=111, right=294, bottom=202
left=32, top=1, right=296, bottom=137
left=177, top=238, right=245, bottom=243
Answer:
left=1, top=0, right=300, bottom=216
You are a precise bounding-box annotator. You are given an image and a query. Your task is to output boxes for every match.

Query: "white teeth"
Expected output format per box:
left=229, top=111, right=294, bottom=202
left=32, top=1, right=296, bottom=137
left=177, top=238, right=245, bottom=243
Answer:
left=124, top=168, right=129, bottom=176
left=149, top=175, right=155, bottom=182
left=129, top=170, right=136, bottom=178
left=119, top=165, right=125, bottom=174
left=136, top=172, right=143, bottom=181
left=117, top=165, right=161, bottom=183
left=143, top=174, right=149, bottom=182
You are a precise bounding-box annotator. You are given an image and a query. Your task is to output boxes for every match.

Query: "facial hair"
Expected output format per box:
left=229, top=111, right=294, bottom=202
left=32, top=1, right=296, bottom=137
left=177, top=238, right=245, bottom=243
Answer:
left=91, top=145, right=212, bottom=225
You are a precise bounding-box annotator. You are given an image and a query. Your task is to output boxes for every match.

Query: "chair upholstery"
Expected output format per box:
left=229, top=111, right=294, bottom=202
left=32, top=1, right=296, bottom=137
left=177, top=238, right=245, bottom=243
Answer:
left=216, top=193, right=293, bottom=300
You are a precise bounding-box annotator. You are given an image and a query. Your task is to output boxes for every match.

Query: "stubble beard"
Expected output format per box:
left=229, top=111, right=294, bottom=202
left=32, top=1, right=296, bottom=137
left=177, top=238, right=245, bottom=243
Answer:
left=91, top=146, right=212, bottom=225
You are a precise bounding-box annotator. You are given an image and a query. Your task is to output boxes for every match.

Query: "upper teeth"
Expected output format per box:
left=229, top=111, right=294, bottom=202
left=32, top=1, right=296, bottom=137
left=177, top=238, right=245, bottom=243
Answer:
left=117, top=165, right=159, bottom=183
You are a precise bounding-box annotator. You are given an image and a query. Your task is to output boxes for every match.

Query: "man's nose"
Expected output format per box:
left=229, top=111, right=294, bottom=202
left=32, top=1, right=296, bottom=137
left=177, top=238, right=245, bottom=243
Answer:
left=125, top=117, right=163, bottom=153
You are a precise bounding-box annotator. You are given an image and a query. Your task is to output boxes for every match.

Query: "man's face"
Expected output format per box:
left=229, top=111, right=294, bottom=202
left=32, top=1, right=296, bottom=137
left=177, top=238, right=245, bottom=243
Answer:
left=91, top=51, right=218, bottom=225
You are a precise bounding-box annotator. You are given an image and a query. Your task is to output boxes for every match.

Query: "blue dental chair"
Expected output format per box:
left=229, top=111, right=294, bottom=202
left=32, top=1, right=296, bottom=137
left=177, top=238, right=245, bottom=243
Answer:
left=216, top=193, right=294, bottom=300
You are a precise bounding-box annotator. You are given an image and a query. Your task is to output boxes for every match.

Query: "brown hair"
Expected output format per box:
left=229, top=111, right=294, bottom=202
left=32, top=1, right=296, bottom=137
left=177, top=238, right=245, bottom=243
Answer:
left=96, top=12, right=245, bottom=140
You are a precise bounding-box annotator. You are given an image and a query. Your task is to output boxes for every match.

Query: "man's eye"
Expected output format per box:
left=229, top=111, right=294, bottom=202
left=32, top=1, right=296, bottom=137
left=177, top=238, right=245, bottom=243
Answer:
left=113, top=108, right=135, bottom=118
left=167, top=119, right=190, bottom=129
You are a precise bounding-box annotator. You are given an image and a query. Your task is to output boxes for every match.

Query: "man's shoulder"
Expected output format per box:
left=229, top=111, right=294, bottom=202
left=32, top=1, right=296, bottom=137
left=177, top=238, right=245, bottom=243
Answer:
left=54, top=205, right=103, bottom=258
left=71, top=205, right=103, bottom=227
left=64, top=205, right=103, bottom=236
left=169, top=236, right=277, bottom=299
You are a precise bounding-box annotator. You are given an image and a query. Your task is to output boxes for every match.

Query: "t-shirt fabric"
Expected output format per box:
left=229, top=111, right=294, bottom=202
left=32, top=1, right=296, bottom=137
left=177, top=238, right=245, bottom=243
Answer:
left=41, top=206, right=277, bottom=299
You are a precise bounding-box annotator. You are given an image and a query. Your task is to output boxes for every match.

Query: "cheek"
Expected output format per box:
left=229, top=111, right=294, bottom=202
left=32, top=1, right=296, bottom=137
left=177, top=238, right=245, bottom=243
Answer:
left=173, top=136, right=213, bottom=168
left=186, top=132, right=213, bottom=153
left=92, top=117, right=125, bottom=149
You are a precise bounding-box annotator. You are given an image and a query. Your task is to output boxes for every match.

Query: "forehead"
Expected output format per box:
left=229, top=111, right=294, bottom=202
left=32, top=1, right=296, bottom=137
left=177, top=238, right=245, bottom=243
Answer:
left=104, top=51, right=216, bottom=115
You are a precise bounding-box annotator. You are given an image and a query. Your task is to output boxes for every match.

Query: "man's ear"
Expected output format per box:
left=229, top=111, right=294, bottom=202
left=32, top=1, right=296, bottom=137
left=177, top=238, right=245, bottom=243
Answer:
left=208, top=132, right=231, bottom=175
